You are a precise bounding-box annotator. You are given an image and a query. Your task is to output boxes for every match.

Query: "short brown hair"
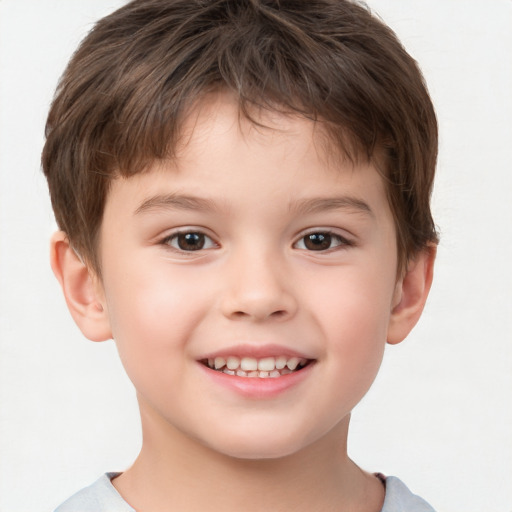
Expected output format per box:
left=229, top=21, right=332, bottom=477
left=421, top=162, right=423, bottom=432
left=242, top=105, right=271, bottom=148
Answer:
left=42, top=0, right=438, bottom=274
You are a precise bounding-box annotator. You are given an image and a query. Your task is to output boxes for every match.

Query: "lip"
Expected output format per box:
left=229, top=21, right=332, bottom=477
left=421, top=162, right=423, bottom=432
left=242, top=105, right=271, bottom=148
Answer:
left=198, top=361, right=314, bottom=399
left=197, top=344, right=316, bottom=399
left=198, top=343, right=313, bottom=360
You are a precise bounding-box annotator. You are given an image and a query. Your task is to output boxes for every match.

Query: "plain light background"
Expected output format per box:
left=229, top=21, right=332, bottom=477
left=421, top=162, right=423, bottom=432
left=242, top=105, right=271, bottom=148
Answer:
left=0, top=1, right=511, bottom=511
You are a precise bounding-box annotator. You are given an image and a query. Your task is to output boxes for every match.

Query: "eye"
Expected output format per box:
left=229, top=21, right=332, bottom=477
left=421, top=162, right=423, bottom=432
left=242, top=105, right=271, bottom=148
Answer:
left=164, top=231, right=217, bottom=252
left=295, top=231, right=351, bottom=251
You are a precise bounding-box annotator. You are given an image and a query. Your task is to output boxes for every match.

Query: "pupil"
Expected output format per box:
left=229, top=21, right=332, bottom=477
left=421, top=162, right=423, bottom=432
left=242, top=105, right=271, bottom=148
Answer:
left=178, top=232, right=204, bottom=251
left=305, top=233, right=331, bottom=251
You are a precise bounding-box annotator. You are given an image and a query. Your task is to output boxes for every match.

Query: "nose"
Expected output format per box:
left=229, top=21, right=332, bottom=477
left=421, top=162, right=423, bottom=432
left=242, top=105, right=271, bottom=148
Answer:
left=220, top=248, right=298, bottom=322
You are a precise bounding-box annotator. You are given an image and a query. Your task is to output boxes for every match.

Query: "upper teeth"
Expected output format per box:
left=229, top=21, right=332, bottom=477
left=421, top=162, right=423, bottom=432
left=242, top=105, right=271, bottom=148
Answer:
left=206, top=356, right=308, bottom=375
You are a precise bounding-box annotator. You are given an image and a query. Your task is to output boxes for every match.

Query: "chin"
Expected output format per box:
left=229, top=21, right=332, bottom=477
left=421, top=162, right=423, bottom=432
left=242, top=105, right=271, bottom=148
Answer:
left=217, top=443, right=303, bottom=461
left=202, top=428, right=319, bottom=461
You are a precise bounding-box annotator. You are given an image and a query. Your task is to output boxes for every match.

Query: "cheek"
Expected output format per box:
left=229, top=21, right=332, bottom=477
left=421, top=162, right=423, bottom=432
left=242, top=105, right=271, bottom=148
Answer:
left=310, top=263, right=394, bottom=335
left=102, top=263, right=211, bottom=357
left=305, top=264, right=393, bottom=386
left=102, top=271, right=203, bottom=406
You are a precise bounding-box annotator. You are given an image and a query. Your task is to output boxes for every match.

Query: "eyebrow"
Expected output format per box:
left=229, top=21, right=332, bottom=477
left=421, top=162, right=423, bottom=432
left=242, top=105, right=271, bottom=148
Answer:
left=134, top=193, right=373, bottom=218
left=134, top=193, right=217, bottom=215
left=290, top=196, right=374, bottom=217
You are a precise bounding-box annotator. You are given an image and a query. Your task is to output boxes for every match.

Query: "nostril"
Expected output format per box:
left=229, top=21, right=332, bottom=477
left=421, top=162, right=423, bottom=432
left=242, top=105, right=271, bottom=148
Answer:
left=229, top=309, right=288, bottom=320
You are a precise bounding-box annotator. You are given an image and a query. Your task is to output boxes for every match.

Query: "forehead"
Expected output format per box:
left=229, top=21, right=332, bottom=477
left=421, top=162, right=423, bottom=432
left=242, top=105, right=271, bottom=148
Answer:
left=174, top=91, right=368, bottom=171
left=104, top=91, right=391, bottom=223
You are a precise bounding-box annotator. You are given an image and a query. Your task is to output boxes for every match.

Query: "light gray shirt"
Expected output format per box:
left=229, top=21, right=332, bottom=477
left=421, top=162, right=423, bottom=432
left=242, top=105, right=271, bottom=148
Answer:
left=54, top=472, right=435, bottom=511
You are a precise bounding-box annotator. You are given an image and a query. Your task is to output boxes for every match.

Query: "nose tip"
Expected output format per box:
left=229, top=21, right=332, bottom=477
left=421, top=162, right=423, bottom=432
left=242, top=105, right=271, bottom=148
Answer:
left=220, top=258, right=297, bottom=322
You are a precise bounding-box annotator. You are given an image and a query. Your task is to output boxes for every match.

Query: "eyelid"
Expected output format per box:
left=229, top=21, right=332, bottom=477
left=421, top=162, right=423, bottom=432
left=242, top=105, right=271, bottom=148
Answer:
left=159, top=227, right=219, bottom=253
left=293, top=229, right=355, bottom=251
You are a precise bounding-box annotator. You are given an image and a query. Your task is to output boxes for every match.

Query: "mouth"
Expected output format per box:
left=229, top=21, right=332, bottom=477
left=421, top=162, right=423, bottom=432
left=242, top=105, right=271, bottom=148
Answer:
left=201, top=355, right=313, bottom=378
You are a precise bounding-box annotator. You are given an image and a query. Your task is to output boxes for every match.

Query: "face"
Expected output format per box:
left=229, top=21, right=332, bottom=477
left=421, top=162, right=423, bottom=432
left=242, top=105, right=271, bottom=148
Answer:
left=96, top=94, right=401, bottom=460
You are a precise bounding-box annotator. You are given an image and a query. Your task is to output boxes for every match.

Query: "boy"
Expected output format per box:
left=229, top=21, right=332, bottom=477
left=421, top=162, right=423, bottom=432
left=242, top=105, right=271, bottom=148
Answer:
left=42, top=0, right=438, bottom=510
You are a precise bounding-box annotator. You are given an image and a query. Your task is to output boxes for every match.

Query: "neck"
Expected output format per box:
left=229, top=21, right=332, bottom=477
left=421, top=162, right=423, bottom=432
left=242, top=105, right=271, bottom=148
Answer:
left=113, top=402, right=384, bottom=512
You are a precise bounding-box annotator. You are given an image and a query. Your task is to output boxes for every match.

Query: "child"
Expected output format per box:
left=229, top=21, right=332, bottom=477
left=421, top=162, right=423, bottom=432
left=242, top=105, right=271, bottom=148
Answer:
left=42, top=0, right=438, bottom=510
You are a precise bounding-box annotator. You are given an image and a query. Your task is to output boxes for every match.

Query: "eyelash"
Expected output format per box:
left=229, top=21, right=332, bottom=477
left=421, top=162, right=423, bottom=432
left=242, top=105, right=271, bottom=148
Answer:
left=293, top=230, right=354, bottom=252
left=160, top=228, right=353, bottom=254
left=160, top=230, right=217, bottom=252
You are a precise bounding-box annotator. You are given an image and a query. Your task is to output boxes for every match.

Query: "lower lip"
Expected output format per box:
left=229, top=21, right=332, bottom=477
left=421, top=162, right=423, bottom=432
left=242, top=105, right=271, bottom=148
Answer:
left=198, top=362, right=314, bottom=399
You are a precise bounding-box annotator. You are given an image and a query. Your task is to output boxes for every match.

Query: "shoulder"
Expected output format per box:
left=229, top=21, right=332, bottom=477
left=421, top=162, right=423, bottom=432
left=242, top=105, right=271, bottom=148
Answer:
left=381, top=476, right=436, bottom=512
left=54, top=473, right=134, bottom=512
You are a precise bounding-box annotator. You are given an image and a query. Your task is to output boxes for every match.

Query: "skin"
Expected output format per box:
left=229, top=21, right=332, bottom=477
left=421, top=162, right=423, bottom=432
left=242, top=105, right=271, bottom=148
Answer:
left=51, top=93, right=435, bottom=512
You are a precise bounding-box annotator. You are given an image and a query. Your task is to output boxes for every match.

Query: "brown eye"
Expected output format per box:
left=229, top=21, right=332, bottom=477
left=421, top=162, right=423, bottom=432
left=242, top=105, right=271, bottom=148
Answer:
left=177, top=232, right=205, bottom=250
left=295, top=231, right=350, bottom=252
left=166, top=231, right=216, bottom=251
left=303, top=232, right=332, bottom=251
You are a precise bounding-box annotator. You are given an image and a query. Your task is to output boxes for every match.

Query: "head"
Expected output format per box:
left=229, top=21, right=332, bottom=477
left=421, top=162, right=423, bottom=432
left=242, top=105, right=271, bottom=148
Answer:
left=43, top=0, right=438, bottom=460
left=42, top=0, right=438, bottom=277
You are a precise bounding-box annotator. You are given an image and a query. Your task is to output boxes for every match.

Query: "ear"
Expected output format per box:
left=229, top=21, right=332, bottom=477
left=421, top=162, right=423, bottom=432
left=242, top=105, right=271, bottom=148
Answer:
left=387, top=245, right=436, bottom=345
left=50, top=231, right=112, bottom=342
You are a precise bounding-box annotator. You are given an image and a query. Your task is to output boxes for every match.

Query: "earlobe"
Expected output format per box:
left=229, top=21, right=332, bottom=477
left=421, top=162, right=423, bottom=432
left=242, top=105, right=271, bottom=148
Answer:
left=387, top=245, right=436, bottom=345
left=50, top=231, right=112, bottom=342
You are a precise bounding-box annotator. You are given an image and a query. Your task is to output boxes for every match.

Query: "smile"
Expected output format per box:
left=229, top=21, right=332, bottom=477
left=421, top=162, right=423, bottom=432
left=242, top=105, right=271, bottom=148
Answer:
left=203, top=356, right=312, bottom=378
